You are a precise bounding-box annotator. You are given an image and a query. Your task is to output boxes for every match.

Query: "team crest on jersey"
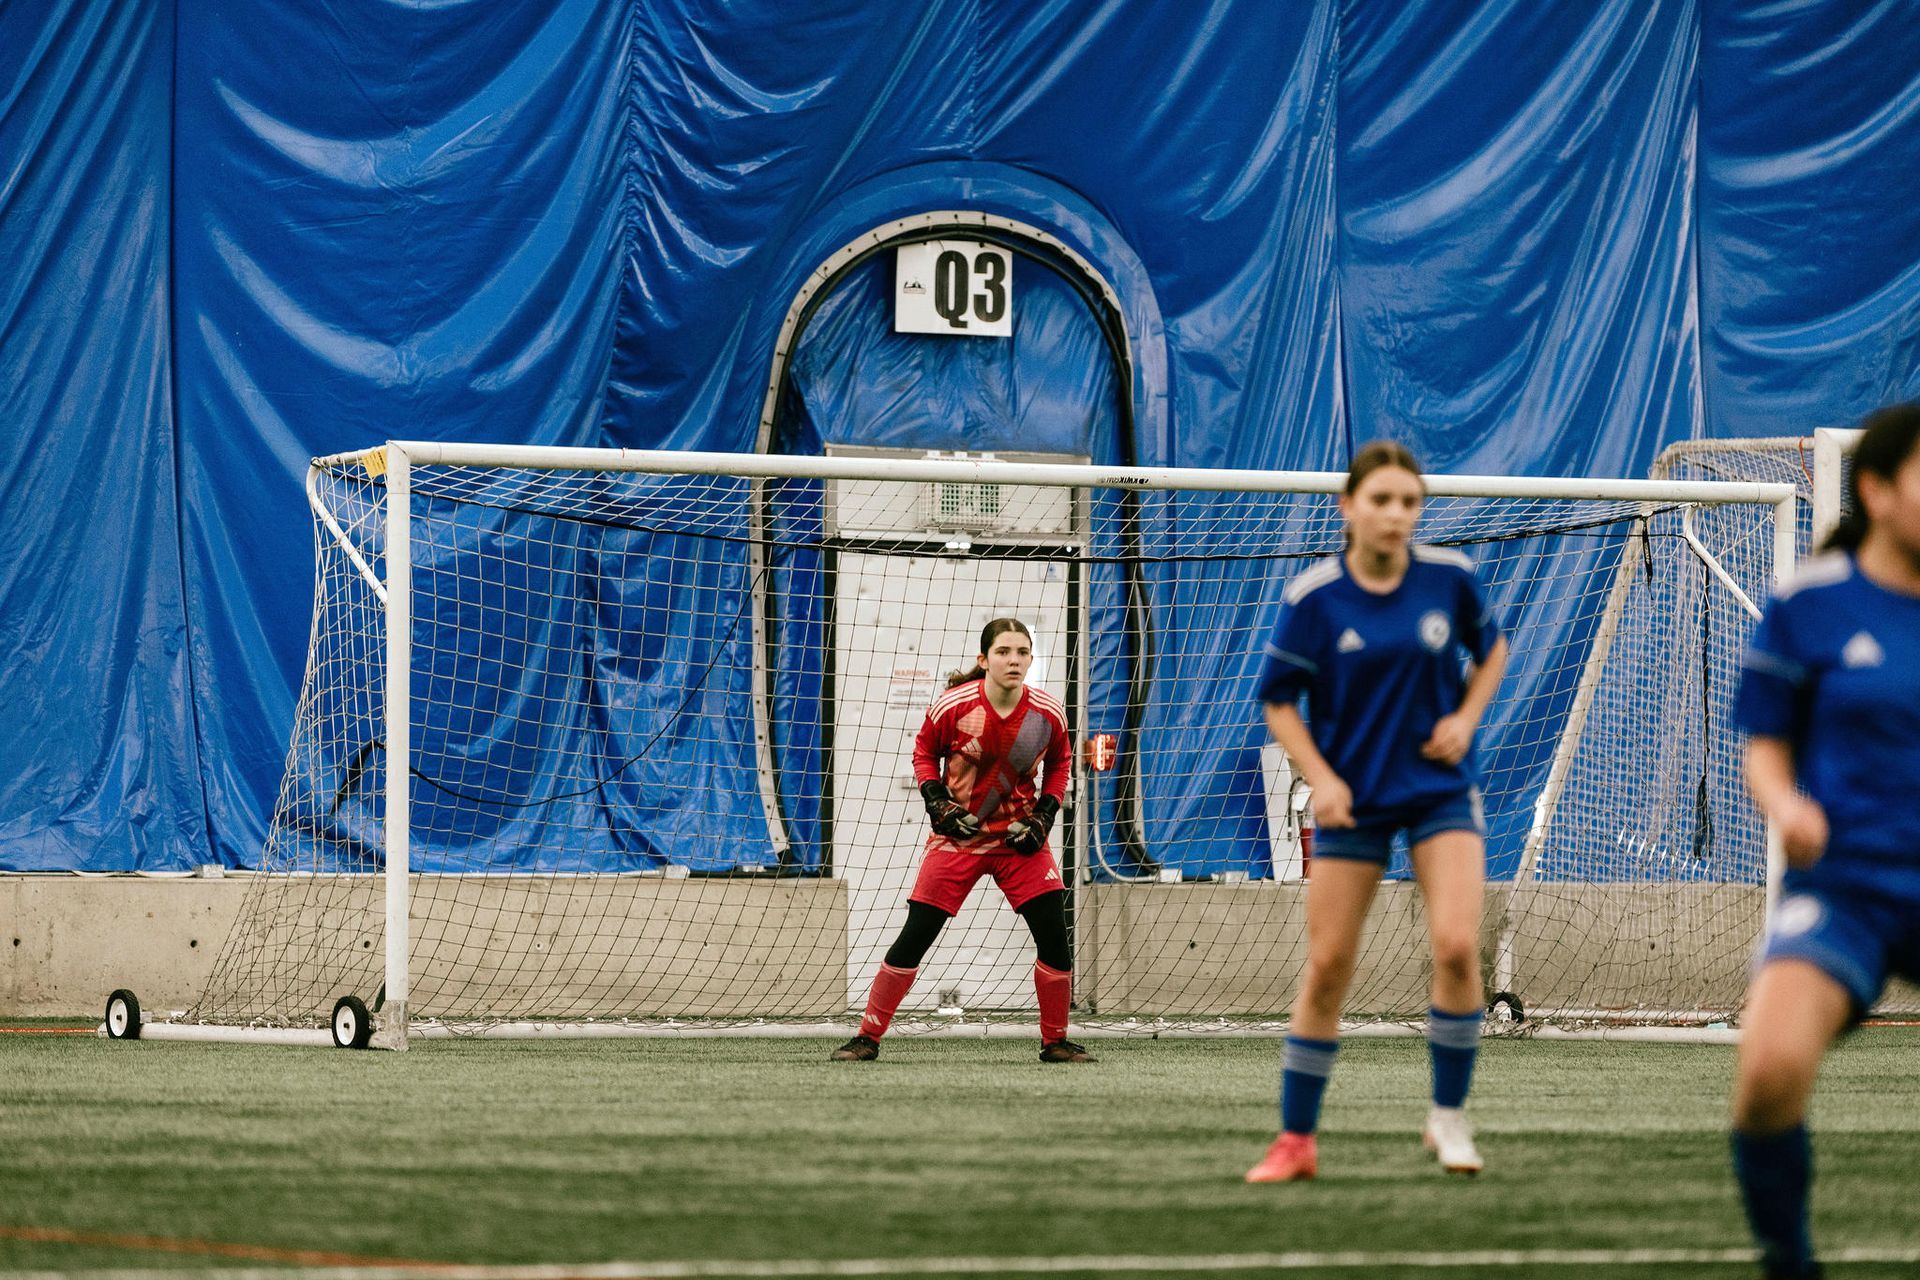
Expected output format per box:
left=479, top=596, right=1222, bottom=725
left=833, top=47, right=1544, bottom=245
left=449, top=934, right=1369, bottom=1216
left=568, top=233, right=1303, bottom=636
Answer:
left=1842, top=631, right=1884, bottom=669
left=1771, top=895, right=1824, bottom=939
left=1418, top=610, right=1451, bottom=652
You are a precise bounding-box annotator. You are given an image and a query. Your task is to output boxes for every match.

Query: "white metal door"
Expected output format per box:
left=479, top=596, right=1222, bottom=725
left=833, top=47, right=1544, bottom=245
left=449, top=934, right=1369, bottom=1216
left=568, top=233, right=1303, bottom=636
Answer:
left=833, top=553, right=1071, bottom=1011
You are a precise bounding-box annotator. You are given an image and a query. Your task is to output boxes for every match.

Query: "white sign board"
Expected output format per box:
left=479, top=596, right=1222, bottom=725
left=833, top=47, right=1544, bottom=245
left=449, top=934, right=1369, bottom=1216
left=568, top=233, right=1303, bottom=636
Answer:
left=894, top=240, right=1012, bottom=337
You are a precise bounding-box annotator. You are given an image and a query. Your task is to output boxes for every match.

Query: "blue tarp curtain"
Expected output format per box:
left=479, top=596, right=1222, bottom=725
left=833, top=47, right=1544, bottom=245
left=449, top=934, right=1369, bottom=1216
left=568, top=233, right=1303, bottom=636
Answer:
left=3, top=1, right=1917, bottom=871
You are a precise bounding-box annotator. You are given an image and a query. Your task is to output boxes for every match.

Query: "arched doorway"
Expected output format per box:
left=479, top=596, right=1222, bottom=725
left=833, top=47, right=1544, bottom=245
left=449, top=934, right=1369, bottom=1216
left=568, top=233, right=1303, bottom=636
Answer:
left=749, top=215, right=1150, bottom=1011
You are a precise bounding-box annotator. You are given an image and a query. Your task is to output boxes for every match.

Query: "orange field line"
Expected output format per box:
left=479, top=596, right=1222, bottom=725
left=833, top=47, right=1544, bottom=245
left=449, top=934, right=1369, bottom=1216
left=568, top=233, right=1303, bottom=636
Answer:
left=0, top=1224, right=452, bottom=1269
left=0, top=1027, right=95, bottom=1034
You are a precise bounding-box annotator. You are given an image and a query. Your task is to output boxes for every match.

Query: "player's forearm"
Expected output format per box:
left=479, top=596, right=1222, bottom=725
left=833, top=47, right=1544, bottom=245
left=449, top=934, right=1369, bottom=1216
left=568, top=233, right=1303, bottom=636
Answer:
left=1455, top=636, right=1509, bottom=726
left=911, top=725, right=942, bottom=784
left=1038, top=751, right=1070, bottom=801
left=1040, top=735, right=1071, bottom=801
left=1265, top=703, right=1334, bottom=786
left=1743, top=737, right=1801, bottom=819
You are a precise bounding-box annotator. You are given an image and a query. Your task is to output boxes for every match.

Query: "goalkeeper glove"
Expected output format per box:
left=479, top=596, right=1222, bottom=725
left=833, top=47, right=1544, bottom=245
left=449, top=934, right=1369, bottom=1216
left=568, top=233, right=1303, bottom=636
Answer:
left=920, top=780, right=981, bottom=840
left=1004, top=794, right=1060, bottom=855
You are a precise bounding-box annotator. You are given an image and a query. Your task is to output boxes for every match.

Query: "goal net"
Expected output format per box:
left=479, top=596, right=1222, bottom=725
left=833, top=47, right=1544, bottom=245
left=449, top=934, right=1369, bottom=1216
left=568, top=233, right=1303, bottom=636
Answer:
left=1572, top=429, right=1912, bottom=1021
left=185, top=443, right=1802, bottom=1045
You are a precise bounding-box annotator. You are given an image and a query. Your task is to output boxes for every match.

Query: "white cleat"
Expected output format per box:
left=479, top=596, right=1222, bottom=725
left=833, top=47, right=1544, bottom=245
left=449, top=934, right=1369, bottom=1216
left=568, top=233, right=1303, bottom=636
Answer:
left=1423, top=1105, right=1484, bottom=1175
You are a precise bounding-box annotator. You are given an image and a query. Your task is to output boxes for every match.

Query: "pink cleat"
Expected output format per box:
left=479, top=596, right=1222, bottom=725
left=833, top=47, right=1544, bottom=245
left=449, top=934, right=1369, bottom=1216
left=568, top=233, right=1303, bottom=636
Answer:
left=1245, top=1132, right=1318, bottom=1182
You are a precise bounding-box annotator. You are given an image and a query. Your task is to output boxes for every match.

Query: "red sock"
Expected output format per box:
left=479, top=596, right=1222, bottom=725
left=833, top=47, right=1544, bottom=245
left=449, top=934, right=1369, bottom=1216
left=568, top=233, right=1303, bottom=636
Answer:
left=1034, top=961, right=1072, bottom=1043
left=858, top=963, right=918, bottom=1039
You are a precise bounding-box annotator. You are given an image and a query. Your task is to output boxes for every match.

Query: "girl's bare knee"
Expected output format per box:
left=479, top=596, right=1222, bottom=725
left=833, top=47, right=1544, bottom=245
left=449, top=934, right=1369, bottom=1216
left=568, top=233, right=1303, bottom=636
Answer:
left=1301, top=956, right=1355, bottom=1013
left=1430, top=934, right=1478, bottom=985
left=1732, top=1053, right=1816, bottom=1130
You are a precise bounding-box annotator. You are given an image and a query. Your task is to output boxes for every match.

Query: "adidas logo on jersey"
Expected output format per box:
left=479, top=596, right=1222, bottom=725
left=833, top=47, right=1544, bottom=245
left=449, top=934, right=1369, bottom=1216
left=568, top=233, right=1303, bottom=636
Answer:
left=1336, top=628, right=1366, bottom=653
left=1842, top=630, right=1884, bottom=669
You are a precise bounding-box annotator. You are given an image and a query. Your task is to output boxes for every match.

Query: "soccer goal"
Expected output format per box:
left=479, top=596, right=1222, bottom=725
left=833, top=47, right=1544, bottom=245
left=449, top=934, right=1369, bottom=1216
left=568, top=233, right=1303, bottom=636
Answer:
left=1533, top=426, right=1915, bottom=1026
left=145, top=443, right=1806, bottom=1049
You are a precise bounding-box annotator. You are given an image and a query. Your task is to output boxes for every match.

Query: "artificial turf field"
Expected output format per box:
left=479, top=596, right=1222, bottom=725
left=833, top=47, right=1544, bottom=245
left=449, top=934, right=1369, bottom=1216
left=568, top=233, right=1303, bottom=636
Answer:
left=1, top=1028, right=1916, bottom=1278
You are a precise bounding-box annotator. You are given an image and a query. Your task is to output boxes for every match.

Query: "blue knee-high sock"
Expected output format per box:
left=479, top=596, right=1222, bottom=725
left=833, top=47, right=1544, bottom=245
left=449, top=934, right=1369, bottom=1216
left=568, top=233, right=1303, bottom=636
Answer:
left=1731, top=1125, right=1816, bottom=1277
left=1280, top=1036, right=1339, bottom=1135
left=1427, top=1006, right=1482, bottom=1108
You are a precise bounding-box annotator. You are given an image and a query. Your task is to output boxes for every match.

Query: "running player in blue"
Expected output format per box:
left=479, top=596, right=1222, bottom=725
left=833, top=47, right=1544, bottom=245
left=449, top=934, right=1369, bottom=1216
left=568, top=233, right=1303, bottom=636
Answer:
left=1245, top=441, right=1510, bottom=1182
left=1730, top=403, right=1920, bottom=1280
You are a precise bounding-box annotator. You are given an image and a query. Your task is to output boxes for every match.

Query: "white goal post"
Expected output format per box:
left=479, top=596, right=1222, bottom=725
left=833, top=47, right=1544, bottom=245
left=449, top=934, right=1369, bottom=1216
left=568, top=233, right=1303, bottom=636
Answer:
left=1812, top=428, right=1862, bottom=548
left=149, top=442, right=1809, bottom=1049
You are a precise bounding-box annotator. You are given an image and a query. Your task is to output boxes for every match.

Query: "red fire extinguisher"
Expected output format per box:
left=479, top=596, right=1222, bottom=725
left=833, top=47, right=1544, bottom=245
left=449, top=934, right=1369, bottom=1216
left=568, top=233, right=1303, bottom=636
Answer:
left=1290, top=775, right=1314, bottom=880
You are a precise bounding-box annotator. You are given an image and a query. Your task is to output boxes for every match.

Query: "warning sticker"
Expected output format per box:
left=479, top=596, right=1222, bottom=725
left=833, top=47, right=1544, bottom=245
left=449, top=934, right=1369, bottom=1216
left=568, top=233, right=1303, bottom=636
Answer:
left=888, top=667, right=938, bottom=708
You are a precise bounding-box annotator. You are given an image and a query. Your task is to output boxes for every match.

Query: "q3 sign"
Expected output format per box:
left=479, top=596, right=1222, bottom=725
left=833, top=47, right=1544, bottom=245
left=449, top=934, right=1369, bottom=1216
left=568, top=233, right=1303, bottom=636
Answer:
left=895, top=240, right=1012, bottom=337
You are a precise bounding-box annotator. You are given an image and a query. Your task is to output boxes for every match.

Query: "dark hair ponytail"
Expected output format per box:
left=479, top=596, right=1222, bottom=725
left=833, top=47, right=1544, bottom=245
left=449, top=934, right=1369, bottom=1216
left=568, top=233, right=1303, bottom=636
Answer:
left=947, top=617, right=1032, bottom=687
left=1827, top=505, right=1871, bottom=555
left=1820, top=402, right=1920, bottom=554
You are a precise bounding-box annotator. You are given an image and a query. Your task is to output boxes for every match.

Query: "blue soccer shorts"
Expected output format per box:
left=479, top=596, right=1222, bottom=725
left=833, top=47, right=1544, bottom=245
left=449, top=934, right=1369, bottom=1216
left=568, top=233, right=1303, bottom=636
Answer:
left=1313, top=788, right=1486, bottom=864
left=1757, top=882, right=1920, bottom=1017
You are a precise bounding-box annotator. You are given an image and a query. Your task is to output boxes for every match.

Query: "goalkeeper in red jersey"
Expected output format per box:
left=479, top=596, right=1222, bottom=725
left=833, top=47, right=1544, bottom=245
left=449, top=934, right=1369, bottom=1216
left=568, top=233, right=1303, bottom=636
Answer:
left=831, top=617, right=1092, bottom=1064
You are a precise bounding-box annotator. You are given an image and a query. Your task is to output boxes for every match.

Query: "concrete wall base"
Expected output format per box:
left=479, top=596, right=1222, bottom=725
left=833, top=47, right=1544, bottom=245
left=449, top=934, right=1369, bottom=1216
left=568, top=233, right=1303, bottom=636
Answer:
left=8, top=874, right=1915, bottom=1023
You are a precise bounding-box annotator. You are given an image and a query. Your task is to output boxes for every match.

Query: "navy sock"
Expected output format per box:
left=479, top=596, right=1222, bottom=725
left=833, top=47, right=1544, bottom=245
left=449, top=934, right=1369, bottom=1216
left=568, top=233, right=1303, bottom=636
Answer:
left=1731, top=1125, right=1816, bottom=1277
left=1427, top=1006, right=1482, bottom=1108
left=1279, top=1035, right=1339, bottom=1134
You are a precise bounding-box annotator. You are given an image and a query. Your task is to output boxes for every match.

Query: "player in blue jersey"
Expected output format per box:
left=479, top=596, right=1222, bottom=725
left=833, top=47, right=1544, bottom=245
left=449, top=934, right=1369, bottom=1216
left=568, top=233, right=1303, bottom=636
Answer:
left=1729, top=403, right=1920, bottom=1280
left=1245, top=441, right=1510, bottom=1183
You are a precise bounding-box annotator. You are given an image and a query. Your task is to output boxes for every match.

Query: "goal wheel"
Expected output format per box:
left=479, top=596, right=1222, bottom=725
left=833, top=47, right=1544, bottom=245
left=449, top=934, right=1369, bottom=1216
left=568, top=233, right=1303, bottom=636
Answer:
left=1487, top=991, right=1525, bottom=1026
left=331, top=995, right=374, bottom=1049
left=104, top=989, right=143, bottom=1040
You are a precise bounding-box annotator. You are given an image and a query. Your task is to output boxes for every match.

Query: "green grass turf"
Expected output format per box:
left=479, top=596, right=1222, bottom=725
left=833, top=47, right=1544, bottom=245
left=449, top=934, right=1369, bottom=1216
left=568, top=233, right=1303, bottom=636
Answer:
left=1, top=1030, right=1916, bottom=1277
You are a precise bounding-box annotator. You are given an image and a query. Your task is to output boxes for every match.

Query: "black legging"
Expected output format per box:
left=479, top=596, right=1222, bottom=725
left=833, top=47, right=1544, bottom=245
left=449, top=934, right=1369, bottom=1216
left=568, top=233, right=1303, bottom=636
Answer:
left=884, top=890, right=1072, bottom=972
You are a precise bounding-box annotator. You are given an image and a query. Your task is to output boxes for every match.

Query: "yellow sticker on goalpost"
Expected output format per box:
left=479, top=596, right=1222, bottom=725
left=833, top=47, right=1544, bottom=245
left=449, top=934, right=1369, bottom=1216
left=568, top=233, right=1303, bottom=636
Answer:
left=360, top=448, right=387, bottom=479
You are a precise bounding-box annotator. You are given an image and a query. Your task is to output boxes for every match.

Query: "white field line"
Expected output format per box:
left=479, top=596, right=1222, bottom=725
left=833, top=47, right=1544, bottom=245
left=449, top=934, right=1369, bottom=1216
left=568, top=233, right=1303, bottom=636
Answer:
left=9, top=1244, right=1920, bottom=1278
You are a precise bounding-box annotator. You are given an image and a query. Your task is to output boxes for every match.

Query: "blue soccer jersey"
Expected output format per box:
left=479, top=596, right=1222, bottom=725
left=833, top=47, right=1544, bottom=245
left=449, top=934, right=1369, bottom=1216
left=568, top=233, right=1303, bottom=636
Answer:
left=1734, top=552, right=1920, bottom=905
left=1257, top=547, right=1503, bottom=821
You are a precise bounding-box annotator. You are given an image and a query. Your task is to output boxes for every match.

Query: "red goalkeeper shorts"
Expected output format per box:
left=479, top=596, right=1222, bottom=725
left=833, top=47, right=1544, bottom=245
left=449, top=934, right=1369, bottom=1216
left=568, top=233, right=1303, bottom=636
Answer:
left=909, top=842, right=1065, bottom=915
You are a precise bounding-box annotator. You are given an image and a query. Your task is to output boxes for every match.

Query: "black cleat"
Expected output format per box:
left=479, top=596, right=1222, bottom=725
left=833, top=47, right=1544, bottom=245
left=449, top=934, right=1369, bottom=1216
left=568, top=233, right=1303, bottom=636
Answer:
left=1039, top=1038, right=1096, bottom=1064
left=830, top=1034, right=880, bottom=1062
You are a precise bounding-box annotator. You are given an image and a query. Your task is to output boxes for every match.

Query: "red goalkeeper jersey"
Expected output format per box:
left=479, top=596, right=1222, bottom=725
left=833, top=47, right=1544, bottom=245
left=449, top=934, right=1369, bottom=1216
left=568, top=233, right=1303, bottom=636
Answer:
left=912, top=679, right=1070, bottom=854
